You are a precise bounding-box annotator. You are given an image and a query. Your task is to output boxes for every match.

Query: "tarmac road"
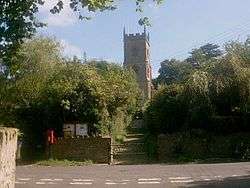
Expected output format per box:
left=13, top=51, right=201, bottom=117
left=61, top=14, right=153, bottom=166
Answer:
left=16, top=162, right=250, bottom=188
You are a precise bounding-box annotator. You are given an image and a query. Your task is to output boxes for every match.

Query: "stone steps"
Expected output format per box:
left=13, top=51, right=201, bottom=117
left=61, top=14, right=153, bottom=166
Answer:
left=112, top=132, right=148, bottom=165
left=113, top=143, right=145, bottom=154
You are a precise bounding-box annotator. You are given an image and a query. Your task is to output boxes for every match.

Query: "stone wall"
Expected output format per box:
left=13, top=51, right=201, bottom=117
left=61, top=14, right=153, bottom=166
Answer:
left=158, top=132, right=250, bottom=161
left=51, top=137, right=112, bottom=164
left=0, top=128, right=18, bottom=188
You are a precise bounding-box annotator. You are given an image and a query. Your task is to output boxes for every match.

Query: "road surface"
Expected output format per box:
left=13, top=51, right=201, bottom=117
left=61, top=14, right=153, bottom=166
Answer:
left=16, top=162, right=250, bottom=188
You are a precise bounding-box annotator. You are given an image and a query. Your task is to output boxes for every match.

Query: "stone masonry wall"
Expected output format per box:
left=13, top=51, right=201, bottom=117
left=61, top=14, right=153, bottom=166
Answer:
left=51, top=137, right=112, bottom=164
left=158, top=132, right=250, bottom=161
left=0, top=128, right=18, bottom=188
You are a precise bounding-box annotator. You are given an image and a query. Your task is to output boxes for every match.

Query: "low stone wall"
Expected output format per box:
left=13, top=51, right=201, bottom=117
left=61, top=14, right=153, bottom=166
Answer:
left=0, top=127, right=18, bottom=188
left=158, top=132, right=250, bottom=161
left=51, top=137, right=112, bottom=164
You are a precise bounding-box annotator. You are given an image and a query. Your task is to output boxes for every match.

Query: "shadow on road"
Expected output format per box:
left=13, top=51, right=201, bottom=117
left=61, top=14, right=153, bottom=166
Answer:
left=179, top=175, right=250, bottom=188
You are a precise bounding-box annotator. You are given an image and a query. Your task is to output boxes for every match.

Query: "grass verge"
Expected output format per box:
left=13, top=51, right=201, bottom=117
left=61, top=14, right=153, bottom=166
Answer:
left=36, top=159, right=93, bottom=166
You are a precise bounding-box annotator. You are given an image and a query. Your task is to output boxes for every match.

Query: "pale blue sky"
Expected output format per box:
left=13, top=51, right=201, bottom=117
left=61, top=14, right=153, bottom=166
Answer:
left=38, top=0, right=250, bottom=77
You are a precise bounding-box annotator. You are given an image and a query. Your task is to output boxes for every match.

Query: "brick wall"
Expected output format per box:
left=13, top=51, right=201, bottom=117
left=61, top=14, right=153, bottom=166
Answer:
left=51, top=137, right=112, bottom=164
left=0, top=127, right=18, bottom=188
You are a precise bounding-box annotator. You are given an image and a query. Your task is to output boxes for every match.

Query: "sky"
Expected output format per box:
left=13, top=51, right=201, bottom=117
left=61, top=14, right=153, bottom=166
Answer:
left=37, top=0, right=250, bottom=77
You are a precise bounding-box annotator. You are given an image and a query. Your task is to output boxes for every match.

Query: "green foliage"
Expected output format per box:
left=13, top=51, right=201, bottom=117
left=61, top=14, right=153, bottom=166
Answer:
left=184, top=70, right=214, bottom=129
left=0, top=37, right=141, bottom=147
left=87, top=61, right=141, bottom=136
left=145, top=84, right=187, bottom=134
left=144, top=134, right=158, bottom=159
left=51, top=0, right=163, bottom=25
left=0, top=0, right=45, bottom=66
left=186, top=43, right=223, bottom=66
left=156, top=59, right=194, bottom=86
left=207, top=40, right=250, bottom=115
left=37, top=159, right=93, bottom=166
left=146, top=39, right=250, bottom=135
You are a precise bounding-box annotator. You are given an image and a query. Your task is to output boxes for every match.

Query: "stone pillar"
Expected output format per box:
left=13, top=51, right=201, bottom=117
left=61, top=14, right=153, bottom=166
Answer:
left=0, top=128, right=18, bottom=188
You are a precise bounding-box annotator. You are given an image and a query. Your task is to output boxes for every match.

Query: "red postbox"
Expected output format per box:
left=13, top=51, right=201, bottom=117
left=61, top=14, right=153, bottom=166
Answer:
left=47, top=129, right=56, bottom=145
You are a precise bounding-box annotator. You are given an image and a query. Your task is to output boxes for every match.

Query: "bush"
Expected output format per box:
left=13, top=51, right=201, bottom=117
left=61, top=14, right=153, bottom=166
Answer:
left=0, top=37, right=141, bottom=150
left=145, top=39, right=250, bottom=135
left=145, top=84, right=187, bottom=135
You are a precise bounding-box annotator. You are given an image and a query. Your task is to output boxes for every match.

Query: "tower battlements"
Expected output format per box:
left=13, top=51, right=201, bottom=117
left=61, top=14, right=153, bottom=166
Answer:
left=123, top=27, right=150, bottom=42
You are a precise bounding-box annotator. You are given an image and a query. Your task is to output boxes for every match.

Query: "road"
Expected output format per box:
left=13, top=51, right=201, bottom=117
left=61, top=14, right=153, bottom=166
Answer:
left=16, top=162, right=250, bottom=188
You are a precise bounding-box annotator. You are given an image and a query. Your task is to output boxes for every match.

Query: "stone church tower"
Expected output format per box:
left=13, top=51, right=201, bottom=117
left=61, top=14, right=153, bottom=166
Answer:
left=123, top=27, right=152, bottom=99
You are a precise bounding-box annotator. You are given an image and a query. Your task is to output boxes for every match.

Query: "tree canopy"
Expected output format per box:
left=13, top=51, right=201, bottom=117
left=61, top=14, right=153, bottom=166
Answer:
left=186, top=43, right=223, bottom=66
left=146, top=39, right=250, bottom=135
left=155, top=43, right=224, bottom=87
left=0, top=37, right=141, bottom=146
left=156, top=59, right=194, bottom=86
left=0, top=0, right=45, bottom=66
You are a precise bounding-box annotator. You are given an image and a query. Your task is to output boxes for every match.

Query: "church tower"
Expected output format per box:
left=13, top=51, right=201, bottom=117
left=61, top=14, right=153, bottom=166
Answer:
left=123, top=27, right=152, bottom=99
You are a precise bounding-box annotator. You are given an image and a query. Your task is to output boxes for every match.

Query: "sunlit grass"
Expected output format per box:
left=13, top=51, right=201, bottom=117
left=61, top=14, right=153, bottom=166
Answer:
left=36, top=159, right=93, bottom=166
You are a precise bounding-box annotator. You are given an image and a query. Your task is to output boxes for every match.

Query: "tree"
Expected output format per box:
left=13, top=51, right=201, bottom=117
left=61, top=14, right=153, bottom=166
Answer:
left=0, top=37, right=141, bottom=148
left=145, top=84, right=187, bottom=134
left=187, top=43, right=223, bottom=66
left=50, top=0, right=163, bottom=25
left=207, top=40, right=250, bottom=115
left=184, top=70, right=214, bottom=129
left=146, top=39, right=250, bottom=135
left=87, top=61, right=141, bottom=136
left=156, top=59, right=194, bottom=86
left=0, top=0, right=45, bottom=68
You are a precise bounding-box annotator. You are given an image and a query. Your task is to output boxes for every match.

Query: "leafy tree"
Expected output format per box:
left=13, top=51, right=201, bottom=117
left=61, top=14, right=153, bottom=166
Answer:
left=0, top=0, right=45, bottom=68
left=0, top=37, right=141, bottom=148
left=146, top=39, right=249, bottom=135
left=50, top=0, right=163, bottom=25
left=184, top=70, right=214, bottom=129
left=87, top=61, right=141, bottom=135
left=156, top=59, right=194, bottom=86
left=207, top=40, right=250, bottom=115
left=187, top=43, right=223, bottom=66
left=145, top=84, right=187, bottom=134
